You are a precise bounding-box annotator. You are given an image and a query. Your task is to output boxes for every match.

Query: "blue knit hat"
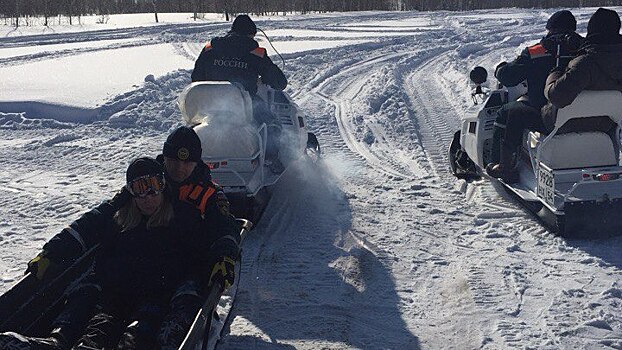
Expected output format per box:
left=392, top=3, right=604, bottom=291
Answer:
left=546, top=10, right=577, bottom=33
left=162, top=126, right=202, bottom=162
left=231, top=15, right=257, bottom=35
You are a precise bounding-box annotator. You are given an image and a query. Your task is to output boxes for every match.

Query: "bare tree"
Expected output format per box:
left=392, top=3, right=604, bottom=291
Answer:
left=153, top=0, right=159, bottom=22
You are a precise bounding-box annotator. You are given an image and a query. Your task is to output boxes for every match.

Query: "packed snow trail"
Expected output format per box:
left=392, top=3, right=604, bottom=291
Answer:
left=1, top=8, right=622, bottom=350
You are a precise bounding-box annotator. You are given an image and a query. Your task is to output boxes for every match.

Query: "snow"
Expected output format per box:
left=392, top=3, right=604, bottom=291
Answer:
left=0, top=44, right=193, bottom=111
left=2, top=7, right=622, bottom=350
left=0, top=38, right=143, bottom=59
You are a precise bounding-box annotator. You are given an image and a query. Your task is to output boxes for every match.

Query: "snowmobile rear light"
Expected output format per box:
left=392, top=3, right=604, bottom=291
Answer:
left=592, top=173, right=620, bottom=182
left=220, top=161, right=228, bottom=166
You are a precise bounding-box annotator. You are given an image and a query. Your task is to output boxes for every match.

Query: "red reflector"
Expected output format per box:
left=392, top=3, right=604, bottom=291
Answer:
left=593, top=173, right=620, bottom=181
left=220, top=161, right=228, bottom=166
left=582, top=173, right=590, bottom=179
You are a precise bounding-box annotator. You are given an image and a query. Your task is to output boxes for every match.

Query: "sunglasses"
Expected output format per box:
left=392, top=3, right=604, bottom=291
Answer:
left=126, top=174, right=166, bottom=198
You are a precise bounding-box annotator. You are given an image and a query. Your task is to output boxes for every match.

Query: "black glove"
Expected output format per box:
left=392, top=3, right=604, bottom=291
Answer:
left=109, top=186, right=131, bottom=211
left=26, top=251, right=54, bottom=280
left=215, top=189, right=231, bottom=216
left=209, top=256, right=236, bottom=290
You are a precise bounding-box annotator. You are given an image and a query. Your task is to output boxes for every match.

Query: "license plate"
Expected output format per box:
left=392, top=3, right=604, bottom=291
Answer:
left=537, top=163, right=555, bottom=206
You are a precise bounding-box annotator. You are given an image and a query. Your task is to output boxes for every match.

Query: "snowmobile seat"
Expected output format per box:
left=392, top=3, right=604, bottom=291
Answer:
left=536, top=90, right=622, bottom=170
left=178, top=82, right=254, bottom=125
left=179, top=82, right=262, bottom=161
left=194, top=122, right=261, bottom=160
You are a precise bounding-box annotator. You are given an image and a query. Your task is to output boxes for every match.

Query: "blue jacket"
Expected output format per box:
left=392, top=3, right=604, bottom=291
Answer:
left=496, top=32, right=583, bottom=109
left=191, top=32, right=287, bottom=95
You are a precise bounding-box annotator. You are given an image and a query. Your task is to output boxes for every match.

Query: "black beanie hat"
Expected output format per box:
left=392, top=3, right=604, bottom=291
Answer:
left=546, top=10, right=577, bottom=32
left=587, top=8, right=621, bottom=36
left=163, top=126, right=202, bottom=162
left=231, top=15, right=257, bottom=35
left=126, top=157, right=163, bottom=183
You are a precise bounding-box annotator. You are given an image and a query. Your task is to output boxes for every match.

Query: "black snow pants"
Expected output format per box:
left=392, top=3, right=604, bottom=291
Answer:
left=49, top=283, right=101, bottom=347
left=492, top=101, right=546, bottom=167
left=251, top=95, right=282, bottom=160
left=157, top=280, right=204, bottom=350
left=75, top=296, right=167, bottom=350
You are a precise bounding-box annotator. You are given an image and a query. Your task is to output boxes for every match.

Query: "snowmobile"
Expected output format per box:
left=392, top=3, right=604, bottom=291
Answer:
left=0, top=219, right=252, bottom=350
left=449, top=66, right=622, bottom=237
left=178, top=82, right=320, bottom=221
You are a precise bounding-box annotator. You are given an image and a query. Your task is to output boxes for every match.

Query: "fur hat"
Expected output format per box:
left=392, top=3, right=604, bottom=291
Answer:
left=231, top=15, right=257, bottom=35
left=162, top=126, right=202, bottom=162
left=546, top=10, right=577, bottom=33
left=587, top=8, right=621, bottom=36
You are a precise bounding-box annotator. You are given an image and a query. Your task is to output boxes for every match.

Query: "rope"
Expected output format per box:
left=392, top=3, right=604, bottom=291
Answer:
left=257, top=28, right=285, bottom=70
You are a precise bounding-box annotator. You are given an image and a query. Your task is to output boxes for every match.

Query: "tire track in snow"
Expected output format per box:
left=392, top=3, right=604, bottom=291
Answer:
left=312, top=51, right=420, bottom=180
left=403, top=51, right=463, bottom=181
left=400, top=47, right=556, bottom=348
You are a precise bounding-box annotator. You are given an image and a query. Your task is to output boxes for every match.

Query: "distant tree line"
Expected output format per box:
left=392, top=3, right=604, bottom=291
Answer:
left=2, top=0, right=622, bottom=27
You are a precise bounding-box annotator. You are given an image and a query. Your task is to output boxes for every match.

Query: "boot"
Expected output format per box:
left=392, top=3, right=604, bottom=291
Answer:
left=158, top=295, right=202, bottom=350
left=486, top=145, right=519, bottom=183
left=0, top=332, right=62, bottom=350
left=266, top=157, right=285, bottom=174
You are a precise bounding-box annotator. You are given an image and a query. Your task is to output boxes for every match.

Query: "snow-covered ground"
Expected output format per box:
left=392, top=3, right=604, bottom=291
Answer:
left=2, top=8, right=622, bottom=349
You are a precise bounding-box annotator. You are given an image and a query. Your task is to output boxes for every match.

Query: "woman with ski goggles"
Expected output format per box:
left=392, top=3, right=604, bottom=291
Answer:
left=0, top=157, right=185, bottom=350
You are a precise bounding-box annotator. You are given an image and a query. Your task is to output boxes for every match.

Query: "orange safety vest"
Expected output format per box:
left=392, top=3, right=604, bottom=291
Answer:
left=179, top=183, right=216, bottom=216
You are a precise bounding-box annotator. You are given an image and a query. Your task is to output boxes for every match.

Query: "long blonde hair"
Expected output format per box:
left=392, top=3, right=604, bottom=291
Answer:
left=114, top=190, right=174, bottom=232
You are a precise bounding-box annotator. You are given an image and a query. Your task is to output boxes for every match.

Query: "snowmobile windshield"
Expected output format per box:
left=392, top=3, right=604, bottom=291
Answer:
left=127, top=174, right=166, bottom=198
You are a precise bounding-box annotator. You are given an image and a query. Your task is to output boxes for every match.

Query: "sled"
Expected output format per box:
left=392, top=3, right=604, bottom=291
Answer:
left=0, top=219, right=252, bottom=350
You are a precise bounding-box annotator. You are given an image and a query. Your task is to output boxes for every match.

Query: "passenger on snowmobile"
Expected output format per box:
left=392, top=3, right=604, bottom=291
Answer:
left=0, top=158, right=190, bottom=349
left=486, top=10, right=583, bottom=182
left=155, top=126, right=241, bottom=349
left=20, top=127, right=241, bottom=349
left=191, top=14, right=288, bottom=173
left=544, top=8, right=622, bottom=116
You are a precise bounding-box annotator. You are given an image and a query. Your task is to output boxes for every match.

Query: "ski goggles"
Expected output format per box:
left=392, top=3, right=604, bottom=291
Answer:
left=126, top=174, right=166, bottom=198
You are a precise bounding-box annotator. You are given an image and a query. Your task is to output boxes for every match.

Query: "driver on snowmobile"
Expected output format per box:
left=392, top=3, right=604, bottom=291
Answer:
left=191, top=14, right=288, bottom=173
left=486, top=10, right=583, bottom=182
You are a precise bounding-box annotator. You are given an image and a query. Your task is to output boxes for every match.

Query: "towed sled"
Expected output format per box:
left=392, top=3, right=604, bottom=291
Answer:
left=178, top=82, right=320, bottom=221
left=449, top=66, right=622, bottom=237
left=0, top=219, right=252, bottom=350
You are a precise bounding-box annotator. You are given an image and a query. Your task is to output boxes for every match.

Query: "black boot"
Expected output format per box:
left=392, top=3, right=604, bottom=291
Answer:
left=158, top=295, right=202, bottom=350
left=486, top=145, right=519, bottom=183
left=266, top=157, right=285, bottom=174
left=0, top=332, right=62, bottom=350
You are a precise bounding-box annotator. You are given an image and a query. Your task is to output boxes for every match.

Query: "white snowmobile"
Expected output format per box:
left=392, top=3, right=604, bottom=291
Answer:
left=449, top=66, right=622, bottom=237
left=178, top=82, right=320, bottom=221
